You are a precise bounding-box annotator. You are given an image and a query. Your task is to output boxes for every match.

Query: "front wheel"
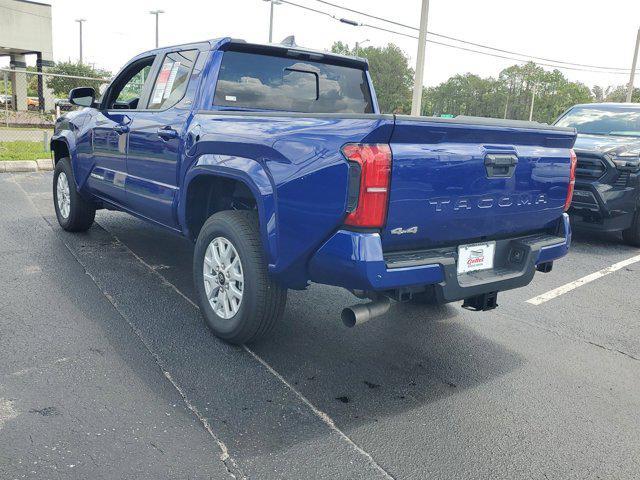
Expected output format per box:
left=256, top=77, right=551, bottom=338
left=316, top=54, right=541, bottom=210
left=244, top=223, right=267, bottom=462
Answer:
left=193, top=210, right=287, bottom=344
left=53, top=157, right=96, bottom=232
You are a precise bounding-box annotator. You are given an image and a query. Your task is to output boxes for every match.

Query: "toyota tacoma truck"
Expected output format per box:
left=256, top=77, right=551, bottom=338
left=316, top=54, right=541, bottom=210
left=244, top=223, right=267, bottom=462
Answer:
left=554, top=103, right=640, bottom=246
left=51, top=38, right=577, bottom=344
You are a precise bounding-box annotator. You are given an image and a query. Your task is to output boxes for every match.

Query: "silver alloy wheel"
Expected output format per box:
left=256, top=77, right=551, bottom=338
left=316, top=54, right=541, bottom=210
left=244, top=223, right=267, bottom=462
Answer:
left=203, top=236, right=244, bottom=319
left=56, top=172, right=71, bottom=219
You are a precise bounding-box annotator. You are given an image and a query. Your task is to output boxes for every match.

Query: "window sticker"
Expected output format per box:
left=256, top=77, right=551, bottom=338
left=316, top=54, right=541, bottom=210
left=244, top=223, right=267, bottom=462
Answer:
left=151, top=62, right=172, bottom=104
left=164, top=61, right=181, bottom=99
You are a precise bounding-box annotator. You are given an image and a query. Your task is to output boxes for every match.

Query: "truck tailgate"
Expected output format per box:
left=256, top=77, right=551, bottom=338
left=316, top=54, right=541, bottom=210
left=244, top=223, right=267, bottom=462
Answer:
left=383, top=116, right=576, bottom=251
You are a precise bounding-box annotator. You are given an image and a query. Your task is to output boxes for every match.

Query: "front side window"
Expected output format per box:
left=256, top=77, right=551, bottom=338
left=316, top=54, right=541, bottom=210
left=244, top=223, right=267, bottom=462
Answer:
left=213, top=51, right=373, bottom=113
left=106, top=56, right=155, bottom=110
left=148, top=50, right=198, bottom=110
left=116, top=66, right=151, bottom=104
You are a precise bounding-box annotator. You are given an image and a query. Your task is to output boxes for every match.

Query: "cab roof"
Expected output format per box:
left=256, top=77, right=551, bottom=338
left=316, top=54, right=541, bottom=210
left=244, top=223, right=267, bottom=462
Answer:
left=135, top=37, right=369, bottom=70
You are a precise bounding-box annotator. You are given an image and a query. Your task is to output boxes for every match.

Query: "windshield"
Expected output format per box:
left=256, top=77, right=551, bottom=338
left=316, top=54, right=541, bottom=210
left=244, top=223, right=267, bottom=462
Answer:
left=555, top=105, right=640, bottom=137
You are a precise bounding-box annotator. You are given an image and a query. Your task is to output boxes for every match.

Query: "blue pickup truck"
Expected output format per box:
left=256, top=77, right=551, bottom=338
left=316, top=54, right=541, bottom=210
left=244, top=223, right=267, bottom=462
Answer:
left=51, top=38, right=577, bottom=344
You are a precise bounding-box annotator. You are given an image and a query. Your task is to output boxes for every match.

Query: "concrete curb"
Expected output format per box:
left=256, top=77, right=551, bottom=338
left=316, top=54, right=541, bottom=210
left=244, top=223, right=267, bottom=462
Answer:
left=0, top=158, right=53, bottom=173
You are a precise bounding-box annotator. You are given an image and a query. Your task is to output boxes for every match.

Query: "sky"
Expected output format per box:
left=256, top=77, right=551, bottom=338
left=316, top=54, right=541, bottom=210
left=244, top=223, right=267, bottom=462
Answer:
left=4, top=0, right=640, bottom=89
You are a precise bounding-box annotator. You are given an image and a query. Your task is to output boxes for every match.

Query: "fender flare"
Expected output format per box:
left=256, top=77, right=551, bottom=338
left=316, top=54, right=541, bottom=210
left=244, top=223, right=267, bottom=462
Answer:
left=50, top=132, right=84, bottom=187
left=180, top=154, right=278, bottom=267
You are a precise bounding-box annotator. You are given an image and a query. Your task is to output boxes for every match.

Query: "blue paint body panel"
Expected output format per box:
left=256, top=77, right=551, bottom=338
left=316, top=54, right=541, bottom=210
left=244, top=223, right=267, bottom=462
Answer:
left=535, top=213, right=572, bottom=264
left=52, top=37, right=576, bottom=297
left=308, top=230, right=445, bottom=291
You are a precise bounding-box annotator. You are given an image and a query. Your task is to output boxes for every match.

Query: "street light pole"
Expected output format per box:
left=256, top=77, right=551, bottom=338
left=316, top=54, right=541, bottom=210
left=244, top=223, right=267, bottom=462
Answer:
left=75, top=19, right=86, bottom=64
left=626, top=27, right=640, bottom=103
left=263, top=0, right=282, bottom=43
left=529, top=84, right=537, bottom=122
left=269, top=1, right=274, bottom=43
left=410, top=0, right=429, bottom=116
left=150, top=10, right=165, bottom=48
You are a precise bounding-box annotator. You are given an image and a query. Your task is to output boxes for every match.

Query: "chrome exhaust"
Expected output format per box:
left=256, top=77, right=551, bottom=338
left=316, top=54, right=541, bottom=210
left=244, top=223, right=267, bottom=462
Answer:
left=341, top=297, right=391, bottom=328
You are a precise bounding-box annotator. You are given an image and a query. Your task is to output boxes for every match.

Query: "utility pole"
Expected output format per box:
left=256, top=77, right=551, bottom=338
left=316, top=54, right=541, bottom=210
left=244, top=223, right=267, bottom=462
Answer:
left=626, top=27, right=640, bottom=103
left=263, top=0, right=281, bottom=43
left=410, top=0, right=429, bottom=116
left=503, top=92, right=509, bottom=119
left=3, top=71, right=8, bottom=127
left=529, top=84, right=537, bottom=122
left=150, top=10, right=165, bottom=48
left=75, top=19, right=86, bottom=64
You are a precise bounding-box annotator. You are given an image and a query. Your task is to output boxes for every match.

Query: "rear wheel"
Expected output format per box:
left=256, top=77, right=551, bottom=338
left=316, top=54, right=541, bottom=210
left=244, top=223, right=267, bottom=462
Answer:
left=53, top=157, right=96, bottom=232
left=622, top=209, right=640, bottom=247
left=193, top=210, right=287, bottom=344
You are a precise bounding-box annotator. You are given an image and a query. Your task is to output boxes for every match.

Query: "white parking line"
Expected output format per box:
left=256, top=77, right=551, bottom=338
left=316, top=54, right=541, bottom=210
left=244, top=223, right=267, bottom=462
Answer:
left=527, top=254, right=640, bottom=305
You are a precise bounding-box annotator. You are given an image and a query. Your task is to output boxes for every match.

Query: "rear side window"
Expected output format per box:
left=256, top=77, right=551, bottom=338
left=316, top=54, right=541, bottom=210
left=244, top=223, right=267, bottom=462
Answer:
left=148, top=50, right=198, bottom=110
left=213, top=51, right=373, bottom=113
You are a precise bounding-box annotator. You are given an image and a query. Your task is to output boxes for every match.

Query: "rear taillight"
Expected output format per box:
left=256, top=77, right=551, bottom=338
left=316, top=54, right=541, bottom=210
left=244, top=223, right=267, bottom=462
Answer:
left=342, top=143, right=392, bottom=228
left=564, top=148, right=577, bottom=211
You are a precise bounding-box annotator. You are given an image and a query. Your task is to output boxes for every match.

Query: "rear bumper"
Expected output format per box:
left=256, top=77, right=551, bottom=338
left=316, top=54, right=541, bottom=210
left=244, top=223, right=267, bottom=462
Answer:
left=308, top=214, right=571, bottom=298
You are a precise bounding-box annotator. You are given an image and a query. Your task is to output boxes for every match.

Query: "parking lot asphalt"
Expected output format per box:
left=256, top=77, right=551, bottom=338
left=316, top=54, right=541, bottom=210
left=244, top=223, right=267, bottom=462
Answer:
left=1, top=172, right=639, bottom=480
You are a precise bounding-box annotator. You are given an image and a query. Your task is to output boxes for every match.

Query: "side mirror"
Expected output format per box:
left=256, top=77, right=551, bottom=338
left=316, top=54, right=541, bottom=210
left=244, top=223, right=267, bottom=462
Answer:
left=69, top=87, right=96, bottom=107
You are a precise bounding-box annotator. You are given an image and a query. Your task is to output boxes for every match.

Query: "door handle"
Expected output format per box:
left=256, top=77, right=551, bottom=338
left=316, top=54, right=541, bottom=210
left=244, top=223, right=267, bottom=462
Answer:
left=157, top=126, right=178, bottom=140
left=113, top=124, right=129, bottom=134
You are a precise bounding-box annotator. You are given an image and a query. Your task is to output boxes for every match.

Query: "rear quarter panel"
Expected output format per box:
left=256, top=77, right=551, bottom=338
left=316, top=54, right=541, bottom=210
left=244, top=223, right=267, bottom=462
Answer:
left=184, top=112, right=394, bottom=288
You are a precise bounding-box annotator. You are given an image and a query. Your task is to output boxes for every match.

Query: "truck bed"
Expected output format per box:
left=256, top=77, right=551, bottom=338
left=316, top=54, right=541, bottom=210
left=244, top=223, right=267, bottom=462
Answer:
left=189, top=110, right=575, bottom=288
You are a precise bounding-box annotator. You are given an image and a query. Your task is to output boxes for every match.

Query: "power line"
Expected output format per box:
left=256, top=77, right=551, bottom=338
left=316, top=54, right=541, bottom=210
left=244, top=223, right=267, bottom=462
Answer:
left=279, top=0, right=629, bottom=75
left=309, top=0, right=631, bottom=72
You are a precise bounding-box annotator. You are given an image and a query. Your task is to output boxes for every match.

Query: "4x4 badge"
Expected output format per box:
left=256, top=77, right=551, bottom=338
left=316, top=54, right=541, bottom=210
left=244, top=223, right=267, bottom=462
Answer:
left=391, top=226, right=418, bottom=235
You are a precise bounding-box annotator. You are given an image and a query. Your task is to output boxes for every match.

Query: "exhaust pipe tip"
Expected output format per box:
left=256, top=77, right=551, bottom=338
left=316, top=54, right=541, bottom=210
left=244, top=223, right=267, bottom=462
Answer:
left=341, top=297, right=391, bottom=328
left=341, top=308, right=358, bottom=328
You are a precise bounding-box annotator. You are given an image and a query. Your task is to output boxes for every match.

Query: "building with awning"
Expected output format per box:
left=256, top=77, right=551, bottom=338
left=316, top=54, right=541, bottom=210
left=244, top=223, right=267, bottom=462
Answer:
left=0, top=0, right=54, bottom=111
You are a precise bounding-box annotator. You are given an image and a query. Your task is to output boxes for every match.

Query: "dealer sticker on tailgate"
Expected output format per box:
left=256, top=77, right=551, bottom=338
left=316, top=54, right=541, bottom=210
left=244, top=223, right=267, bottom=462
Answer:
left=457, top=241, right=496, bottom=275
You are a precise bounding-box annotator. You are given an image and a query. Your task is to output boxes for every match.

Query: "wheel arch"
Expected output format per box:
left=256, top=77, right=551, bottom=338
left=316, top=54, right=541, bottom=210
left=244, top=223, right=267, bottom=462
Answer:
left=50, top=132, right=75, bottom=165
left=181, top=156, right=278, bottom=267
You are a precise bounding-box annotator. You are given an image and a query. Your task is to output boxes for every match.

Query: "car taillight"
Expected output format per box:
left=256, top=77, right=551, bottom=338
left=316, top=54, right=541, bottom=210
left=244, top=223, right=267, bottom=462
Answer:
left=564, top=148, right=577, bottom=211
left=342, top=143, right=392, bottom=228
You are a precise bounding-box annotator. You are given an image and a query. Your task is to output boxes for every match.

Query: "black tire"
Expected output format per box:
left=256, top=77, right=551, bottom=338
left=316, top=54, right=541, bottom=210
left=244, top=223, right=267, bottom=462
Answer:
left=622, top=209, right=640, bottom=247
left=193, top=210, right=287, bottom=344
left=53, top=157, right=96, bottom=232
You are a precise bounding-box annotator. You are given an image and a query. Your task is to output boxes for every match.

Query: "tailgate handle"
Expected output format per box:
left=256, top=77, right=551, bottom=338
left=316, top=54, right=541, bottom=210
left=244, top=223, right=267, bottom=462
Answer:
left=485, top=153, right=518, bottom=178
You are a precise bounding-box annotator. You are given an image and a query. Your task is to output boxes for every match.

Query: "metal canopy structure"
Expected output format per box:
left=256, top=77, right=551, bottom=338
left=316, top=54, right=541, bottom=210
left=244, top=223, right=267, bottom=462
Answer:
left=0, top=0, right=54, bottom=111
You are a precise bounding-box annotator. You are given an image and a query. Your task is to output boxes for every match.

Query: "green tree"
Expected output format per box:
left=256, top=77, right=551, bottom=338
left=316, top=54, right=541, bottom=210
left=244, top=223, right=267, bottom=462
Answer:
left=331, top=41, right=414, bottom=113
left=422, top=74, right=506, bottom=118
left=600, top=85, right=640, bottom=102
left=421, top=61, right=593, bottom=123
left=45, top=62, right=111, bottom=98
